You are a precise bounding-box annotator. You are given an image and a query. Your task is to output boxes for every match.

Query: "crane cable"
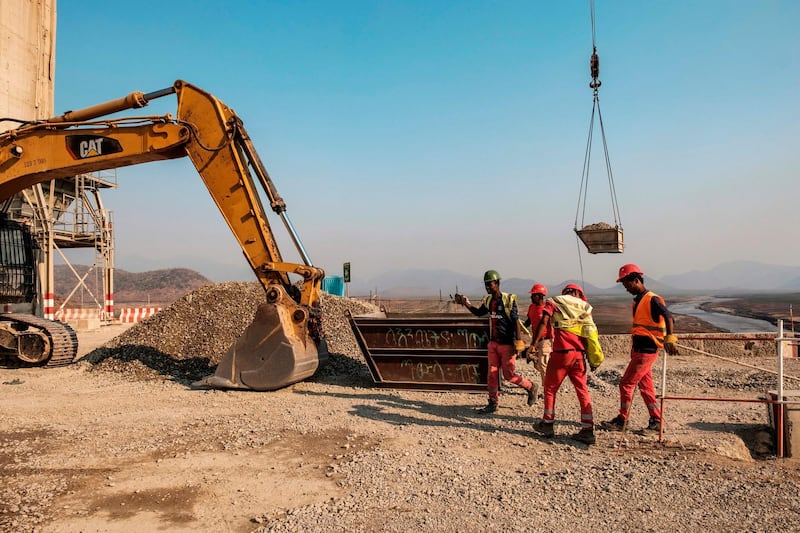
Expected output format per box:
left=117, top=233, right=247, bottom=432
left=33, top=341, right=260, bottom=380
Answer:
left=574, top=0, right=622, bottom=288
left=573, top=0, right=622, bottom=235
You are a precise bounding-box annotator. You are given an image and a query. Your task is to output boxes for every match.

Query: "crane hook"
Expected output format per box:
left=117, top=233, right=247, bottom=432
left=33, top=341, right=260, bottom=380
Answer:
left=589, top=48, right=601, bottom=90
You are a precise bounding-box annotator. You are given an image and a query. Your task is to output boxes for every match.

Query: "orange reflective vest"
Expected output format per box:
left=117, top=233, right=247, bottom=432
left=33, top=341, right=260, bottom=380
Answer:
left=632, top=291, right=666, bottom=348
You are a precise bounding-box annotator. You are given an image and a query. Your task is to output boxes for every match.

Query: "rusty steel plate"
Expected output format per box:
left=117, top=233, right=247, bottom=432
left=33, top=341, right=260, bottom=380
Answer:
left=348, top=314, right=490, bottom=391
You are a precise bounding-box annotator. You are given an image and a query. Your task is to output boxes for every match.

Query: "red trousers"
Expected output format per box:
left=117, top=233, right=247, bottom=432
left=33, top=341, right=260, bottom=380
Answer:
left=618, top=350, right=662, bottom=420
left=541, top=351, right=593, bottom=429
left=487, top=341, right=532, bottom=402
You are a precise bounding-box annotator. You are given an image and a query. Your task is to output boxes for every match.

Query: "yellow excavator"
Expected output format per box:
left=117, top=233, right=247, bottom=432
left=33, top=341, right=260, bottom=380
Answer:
left=0, top=80, right=327, bottom=391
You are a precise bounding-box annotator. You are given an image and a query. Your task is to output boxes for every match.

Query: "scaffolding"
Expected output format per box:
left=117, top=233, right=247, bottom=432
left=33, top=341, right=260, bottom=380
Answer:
left=2, top=172, right=117, bottom=321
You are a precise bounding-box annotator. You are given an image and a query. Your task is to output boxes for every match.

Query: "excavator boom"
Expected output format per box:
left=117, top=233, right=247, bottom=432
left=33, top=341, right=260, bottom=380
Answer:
left=0, top=80, right=327, bottom=390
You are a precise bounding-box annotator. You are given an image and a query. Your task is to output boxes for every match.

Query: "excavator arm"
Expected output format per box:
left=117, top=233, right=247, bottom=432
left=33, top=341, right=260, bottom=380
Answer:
left=0, top=80, right=327, bottom=390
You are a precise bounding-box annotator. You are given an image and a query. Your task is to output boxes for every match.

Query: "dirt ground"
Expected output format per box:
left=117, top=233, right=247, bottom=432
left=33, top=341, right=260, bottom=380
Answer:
left=2, top=321, right=800, bottom=532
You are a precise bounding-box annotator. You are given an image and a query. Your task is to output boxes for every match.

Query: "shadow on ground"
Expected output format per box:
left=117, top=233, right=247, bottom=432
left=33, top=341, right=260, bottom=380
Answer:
left=297, top=388, right=593, bottom=450
left=79, top=344, right=214, bottom=385
left=689, top=421, right=775, bottom=459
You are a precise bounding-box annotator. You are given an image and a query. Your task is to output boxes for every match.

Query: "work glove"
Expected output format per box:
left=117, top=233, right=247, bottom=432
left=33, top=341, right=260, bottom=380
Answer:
left=514, top=340, right=526, bottom=354
left=453, top=294, right=468, bottom=306
left=664, top=334, right=679, bottom=355
left=518, top=346, right=529, bottom=362
left=525, top=346, right=535, bottom=363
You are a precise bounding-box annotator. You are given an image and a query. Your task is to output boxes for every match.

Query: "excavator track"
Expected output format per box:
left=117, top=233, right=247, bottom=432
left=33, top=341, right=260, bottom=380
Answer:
left=0, top=314, right=78, bottom=367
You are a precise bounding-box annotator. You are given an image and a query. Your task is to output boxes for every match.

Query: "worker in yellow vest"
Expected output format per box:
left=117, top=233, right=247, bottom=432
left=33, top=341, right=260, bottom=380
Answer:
left=531, top=283, right=599, bottom=445
left=459, top=270, right=537, bottom=413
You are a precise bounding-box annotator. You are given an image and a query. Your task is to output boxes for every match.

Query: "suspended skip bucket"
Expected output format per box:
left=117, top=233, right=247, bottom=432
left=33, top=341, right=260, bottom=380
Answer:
left=575, top=223, right=624, bottom=254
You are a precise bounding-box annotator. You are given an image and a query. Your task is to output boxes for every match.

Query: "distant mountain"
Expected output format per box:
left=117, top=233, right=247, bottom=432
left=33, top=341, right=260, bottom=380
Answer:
left=349, top=270, right=614, bottom=298
left=659, top=261, right=800, bottom=292
left=54, top=265, right=211, bottom=304
left=350, top=269, right=478, bottom=298
left=349, top=261, right=800, bottom=298
left=779, top=276, right=800, bottom=291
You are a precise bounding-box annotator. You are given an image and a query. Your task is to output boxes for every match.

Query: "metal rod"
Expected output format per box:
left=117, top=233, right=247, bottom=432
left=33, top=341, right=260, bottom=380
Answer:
left=279, top=213, right=313, bottom=266
left=235, top=121, right=314, bottom=266
left=661, top=395, right=800, bottom=404
left=778, top=320, right=785, bottom=457
left=679, top=335, right=773, bottom=341
left=142, top=86, right=177, bottom=101
left=659, top=349, right=667, bottom=442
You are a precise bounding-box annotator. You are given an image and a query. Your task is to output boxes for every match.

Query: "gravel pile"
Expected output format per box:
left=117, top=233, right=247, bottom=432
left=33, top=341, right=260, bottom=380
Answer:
left=580, top=221, right=616, bottom=230
left=83, top=282, right=379, bottom=384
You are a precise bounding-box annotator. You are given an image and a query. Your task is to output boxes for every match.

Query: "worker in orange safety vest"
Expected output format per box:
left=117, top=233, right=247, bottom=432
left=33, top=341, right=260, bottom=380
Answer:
left=601, top=264, right=679, bottom=433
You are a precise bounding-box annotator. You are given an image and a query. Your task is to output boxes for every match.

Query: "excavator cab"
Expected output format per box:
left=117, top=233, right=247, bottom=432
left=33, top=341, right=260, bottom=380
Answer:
left=0, top=214, right=78, bottom=367
left=0, top=214, right=38, bottom=304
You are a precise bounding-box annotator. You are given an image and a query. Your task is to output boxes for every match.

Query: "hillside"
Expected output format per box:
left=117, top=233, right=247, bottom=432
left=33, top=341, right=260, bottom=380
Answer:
left=54, top=265, right=211, bottom=305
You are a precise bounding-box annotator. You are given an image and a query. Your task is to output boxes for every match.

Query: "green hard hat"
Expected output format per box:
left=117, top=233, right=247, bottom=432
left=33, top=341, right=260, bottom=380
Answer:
left=483, top=270, right=501, bottom=283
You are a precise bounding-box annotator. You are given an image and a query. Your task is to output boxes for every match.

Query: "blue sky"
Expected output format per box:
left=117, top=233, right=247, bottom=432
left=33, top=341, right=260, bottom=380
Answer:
left=55, top=1, right=799, bottom=288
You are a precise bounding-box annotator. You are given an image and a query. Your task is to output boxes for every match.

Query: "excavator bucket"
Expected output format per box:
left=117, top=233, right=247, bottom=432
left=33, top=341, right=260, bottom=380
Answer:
left=195, top=286, right=328, bottom=391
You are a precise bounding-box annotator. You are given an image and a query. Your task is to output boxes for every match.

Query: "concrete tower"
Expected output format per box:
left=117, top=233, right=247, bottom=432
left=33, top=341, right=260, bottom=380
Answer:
left=0, top=0, right=57, bottom=132
left=1, top=1, right=117, bottom=323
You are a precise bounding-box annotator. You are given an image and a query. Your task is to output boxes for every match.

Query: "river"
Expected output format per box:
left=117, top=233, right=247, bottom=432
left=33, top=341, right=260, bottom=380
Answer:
left=669, top=298, right=777, bottom=333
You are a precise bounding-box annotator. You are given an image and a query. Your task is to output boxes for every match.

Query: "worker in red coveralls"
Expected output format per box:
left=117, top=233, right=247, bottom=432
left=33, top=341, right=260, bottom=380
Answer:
left=523, top=283, right=553, bottom=393
left=531, top=283, right=596, bottom=445
left=458, top=270, right=538, bottom=414
left=602, top=264, right=679, bottom=433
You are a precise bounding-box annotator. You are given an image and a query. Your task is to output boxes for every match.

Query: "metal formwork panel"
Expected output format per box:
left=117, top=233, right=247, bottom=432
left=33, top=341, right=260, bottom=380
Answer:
left=349, top=314, right=490, bottom=391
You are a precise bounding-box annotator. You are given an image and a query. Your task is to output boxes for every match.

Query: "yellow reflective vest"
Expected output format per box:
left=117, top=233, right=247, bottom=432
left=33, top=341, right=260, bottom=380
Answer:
left=550, top=295, right=604, bottom=369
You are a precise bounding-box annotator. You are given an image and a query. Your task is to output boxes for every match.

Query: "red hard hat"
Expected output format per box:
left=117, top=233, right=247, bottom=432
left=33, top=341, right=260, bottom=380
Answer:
left=617, top=263, right=644, bottom=283
left=529, top=283, right=547, bottom=296
left=562, top=283, right=586, bottom=301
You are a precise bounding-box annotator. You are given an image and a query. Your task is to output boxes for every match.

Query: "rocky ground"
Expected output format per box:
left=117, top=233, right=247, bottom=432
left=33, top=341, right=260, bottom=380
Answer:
left=1, top=282, right=799, bottom=532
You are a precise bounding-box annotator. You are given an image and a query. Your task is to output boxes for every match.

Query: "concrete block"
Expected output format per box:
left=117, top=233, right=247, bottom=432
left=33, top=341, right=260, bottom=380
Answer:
left=73, top=317, right=101, bottom=332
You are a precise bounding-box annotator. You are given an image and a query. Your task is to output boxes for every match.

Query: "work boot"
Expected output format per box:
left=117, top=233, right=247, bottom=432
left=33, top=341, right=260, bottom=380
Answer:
left=645, top=416, right=662, bottom=432
left=533, top=420, right=555, bottom=437
left=526, top=384, right=539, bottom=407
left=478, top=400, right=498, bottom=414
left=571, top=429, right=596, bottom=445
left=600, top=415, right=626, bottom=432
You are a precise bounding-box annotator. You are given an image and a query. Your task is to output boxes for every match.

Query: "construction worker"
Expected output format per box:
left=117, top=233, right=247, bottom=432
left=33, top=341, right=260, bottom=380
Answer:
left=523, top=283, right=553, bottom=392
left=530, top=283, right=597, bottom=445
left=601, top=264, right=679, bottom=433
left=459, top=270, right=537, bottom=413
